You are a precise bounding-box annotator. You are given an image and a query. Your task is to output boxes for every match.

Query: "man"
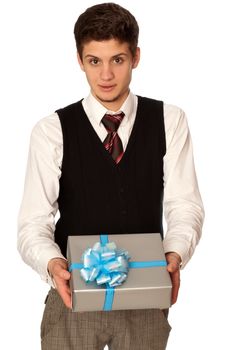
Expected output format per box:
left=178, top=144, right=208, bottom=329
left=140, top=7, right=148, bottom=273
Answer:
left=18, top=3, right=204, bottom=350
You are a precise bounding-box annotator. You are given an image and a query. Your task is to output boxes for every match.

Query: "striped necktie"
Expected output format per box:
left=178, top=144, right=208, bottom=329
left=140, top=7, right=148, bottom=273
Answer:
left=102, top=112, right=125, bottom=164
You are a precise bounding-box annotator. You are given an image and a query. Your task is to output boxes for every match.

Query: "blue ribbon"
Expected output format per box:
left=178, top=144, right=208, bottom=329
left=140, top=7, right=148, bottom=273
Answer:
left=69, top=234, right=167, bottom=311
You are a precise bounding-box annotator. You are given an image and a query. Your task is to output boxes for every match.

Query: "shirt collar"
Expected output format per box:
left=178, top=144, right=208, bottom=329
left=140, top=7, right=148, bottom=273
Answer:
left=82, top=91, right=136, bottom=126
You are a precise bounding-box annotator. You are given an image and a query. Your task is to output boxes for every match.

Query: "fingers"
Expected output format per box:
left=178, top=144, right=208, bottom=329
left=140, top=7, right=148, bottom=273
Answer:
left=48, top=258, right=72, bottom=309
left=165, top=252, right=181, bottom=305
left=169, top=266, right=180, bottom=305
left=52, top=262, right=71, bottom=280
left=56, top=282, right=72, bottom=309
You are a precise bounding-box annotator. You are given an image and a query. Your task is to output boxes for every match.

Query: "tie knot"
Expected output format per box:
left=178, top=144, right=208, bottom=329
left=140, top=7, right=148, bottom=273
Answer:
left=102, top=112, right=125, bottom=133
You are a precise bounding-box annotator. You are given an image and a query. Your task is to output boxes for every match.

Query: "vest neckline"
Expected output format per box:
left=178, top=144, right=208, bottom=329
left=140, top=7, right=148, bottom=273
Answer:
left=78, top=96, right=143, bottom=169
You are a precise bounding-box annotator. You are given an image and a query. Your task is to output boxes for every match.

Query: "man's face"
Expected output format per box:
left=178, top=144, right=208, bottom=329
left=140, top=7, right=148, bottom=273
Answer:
left=78, top=39, right=140, bottom=111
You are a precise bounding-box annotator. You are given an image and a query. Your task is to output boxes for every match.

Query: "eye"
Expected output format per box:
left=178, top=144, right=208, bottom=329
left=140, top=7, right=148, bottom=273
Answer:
left=89, top=58, right=99, bottom=65
left=114, top=57, right=123, bottom=64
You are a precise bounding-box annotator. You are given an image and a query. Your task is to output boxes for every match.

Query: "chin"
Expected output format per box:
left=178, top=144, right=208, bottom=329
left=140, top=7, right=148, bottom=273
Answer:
left=96, top=93, right=120, bottom=103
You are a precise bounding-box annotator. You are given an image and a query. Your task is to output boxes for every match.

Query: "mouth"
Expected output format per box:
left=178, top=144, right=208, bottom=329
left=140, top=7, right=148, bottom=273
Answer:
left=98, top=84, right=116, bottom=92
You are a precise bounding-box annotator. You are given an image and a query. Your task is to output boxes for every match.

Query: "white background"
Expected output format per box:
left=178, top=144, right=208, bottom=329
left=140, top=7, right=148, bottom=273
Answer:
left=1, top=0, right=232, bottom=349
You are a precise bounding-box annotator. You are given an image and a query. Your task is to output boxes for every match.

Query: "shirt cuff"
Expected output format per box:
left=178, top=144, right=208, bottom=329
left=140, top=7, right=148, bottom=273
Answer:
left=163, top=238, right=190, bottom=269
left=35, top=246, right=67, bottom=287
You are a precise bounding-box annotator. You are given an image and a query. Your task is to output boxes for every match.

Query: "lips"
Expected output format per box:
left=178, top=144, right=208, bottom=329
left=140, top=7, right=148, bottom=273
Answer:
left=98, top=84, right=116, bottom=92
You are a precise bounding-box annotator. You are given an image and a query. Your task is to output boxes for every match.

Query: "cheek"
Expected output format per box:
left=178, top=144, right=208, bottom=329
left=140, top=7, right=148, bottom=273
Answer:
left=85, top=69, right=98, bottom=84
left=120, top=64, right=132, bottom=79
left=120, top=68, right=132, bottom=85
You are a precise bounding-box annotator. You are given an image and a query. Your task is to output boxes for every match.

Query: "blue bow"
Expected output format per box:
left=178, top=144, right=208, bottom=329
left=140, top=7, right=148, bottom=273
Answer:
left=80, top=240, right=130, bottom=288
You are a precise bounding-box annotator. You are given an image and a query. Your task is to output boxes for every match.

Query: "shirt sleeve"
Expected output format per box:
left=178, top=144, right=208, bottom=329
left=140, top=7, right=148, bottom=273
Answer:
left=17, top=113, right=65, bottom=285
left=163, top=104, right=205, bottom=268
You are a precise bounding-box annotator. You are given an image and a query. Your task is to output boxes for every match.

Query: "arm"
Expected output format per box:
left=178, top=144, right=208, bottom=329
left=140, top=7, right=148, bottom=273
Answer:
left=163, top=105, right=204, bottom=303
left=17, top=114, right=71, bottom=308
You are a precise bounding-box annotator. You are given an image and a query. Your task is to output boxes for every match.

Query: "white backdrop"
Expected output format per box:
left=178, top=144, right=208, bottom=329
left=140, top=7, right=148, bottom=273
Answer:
left=1, top=0, right=231, bottom=349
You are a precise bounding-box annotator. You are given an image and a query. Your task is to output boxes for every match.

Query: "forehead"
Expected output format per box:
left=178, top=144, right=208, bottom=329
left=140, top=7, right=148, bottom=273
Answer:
left=82, top=39, right=131, bottom=58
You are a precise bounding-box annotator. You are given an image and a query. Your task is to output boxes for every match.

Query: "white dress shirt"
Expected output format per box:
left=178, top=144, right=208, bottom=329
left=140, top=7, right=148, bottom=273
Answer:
left=17, top=91, right=204, bottom=285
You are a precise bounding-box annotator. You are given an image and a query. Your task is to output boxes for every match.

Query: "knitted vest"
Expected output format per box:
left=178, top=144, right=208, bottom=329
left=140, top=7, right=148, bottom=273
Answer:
left=55, top=96, right=166, bottom=257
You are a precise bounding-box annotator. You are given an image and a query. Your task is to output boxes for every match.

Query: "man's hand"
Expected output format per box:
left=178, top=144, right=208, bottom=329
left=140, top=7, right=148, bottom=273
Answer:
left=48, top=258, right=72, bottom=309
left=165, top=252, right=181, bottom=305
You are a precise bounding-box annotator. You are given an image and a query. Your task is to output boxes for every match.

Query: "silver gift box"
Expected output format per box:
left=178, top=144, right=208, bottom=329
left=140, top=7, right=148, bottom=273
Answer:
left=67, top=233, right=172, bottom=312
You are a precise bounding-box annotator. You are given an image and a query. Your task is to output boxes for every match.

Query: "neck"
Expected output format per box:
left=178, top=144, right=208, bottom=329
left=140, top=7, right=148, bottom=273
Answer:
left=92, top=89, right=130, bottom=112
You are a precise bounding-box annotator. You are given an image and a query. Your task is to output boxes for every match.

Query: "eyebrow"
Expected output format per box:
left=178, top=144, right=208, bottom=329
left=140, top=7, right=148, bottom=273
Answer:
left=84, top=53, right=128, bottom=59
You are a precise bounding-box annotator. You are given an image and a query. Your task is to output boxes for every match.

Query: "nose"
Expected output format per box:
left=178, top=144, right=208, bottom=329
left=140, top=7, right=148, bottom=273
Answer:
left=100, top=63, right=114, bottom=81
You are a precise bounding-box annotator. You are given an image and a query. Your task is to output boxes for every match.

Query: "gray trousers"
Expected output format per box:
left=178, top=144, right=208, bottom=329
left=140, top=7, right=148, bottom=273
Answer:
left=41, top=288, right=171, bottom=350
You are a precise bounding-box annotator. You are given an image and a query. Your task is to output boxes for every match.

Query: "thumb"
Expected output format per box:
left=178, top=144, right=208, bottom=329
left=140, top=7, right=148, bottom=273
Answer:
left=165, top=252, right=181, bottom=273
left=50, top=259, right=70, bottom=280
left=58, top=267, right=71, bottom=280
left=167, top=262, right=176, bottom=273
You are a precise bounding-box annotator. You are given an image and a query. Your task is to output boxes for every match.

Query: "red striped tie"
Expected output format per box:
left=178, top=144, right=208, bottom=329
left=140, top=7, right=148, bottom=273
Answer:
left=102, top=112, right=125, bottom=164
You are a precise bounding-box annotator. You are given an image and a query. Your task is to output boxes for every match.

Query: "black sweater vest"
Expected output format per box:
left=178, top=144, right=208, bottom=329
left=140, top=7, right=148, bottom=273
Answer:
left=55, top=96, right=166, bottom=257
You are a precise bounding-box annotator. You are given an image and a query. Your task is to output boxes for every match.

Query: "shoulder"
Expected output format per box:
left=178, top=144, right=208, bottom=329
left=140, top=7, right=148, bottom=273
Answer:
left=163, top=103, right=188, bottom=132
left=137, top=95, right=188, bottom=127
left=163, top=103, right=189, bottom=149
left=55, top=100, right=83, bottom=120
left=30, top=99, right=83, bottom=145
left=30, top=112, right=62, bottom=148
left=137, top=95, right=163, bottom=108
left=29, top=113, right=63, bottom=166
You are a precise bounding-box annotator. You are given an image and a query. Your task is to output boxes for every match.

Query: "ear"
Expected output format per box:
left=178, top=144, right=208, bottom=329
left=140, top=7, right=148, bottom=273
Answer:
left=77, top=53, right=85, bottom=71
left=132, top=47, right=140, bottom=69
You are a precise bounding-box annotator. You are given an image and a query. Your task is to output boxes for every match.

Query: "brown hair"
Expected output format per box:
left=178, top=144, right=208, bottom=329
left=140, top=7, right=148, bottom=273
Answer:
left=74, top=3, right=139, bottom=59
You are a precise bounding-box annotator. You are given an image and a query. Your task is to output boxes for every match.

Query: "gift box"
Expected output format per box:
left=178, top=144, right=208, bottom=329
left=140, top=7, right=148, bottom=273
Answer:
left=67, top=233, right=172, bottom=312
